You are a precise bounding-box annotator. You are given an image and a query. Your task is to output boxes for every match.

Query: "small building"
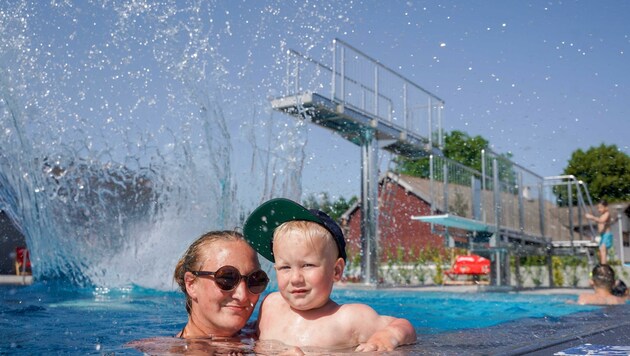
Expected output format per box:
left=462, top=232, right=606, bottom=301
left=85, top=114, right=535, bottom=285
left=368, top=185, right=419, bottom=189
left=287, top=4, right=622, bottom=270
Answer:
left=341, top=172, right=468, bottom=263
left=341, top=171, right=630, bottom=268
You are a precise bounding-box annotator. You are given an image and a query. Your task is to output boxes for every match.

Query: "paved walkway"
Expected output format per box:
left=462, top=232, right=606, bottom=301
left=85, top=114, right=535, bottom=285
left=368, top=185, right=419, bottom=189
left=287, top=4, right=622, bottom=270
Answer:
left=0, top=274, right=32, bottom=285
left=337, top=281, right=589, bottom=296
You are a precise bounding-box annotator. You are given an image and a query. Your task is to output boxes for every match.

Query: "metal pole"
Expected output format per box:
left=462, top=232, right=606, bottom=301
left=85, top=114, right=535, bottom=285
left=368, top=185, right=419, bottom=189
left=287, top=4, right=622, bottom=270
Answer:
left=331, top=39, right=336, bottom=101
left=428, top=97, right=433, bottom=148
left=403, top=83, right=408, bottom=130
left=438, top=102, right=443, bottom=148
left=538, top=181, right=545, bottom=238
left=492, top=158, right=501, bottom=286
left=568, top=181, right=574, bottom=247
left=340, top=46, right=345, bottom=103
left=518, top=172, right=525, bottom=235
left=429, top=155, right=435, bottom=234
left=360, top=129, right=379, bottom=285
left=617, top=205, right=626, bottom=268
left=285, top=50, right=290, bottom=95
left=295, top=56, right=300, bottom=93
left=429, top=155, right=435, bottom=214
left=443, top=163, right=449, bottom=214
left=374, top=66, right=379, bottom=116
left=481, top=149, right=486, bottom=223
left=493, top=158, right=501, bottom=238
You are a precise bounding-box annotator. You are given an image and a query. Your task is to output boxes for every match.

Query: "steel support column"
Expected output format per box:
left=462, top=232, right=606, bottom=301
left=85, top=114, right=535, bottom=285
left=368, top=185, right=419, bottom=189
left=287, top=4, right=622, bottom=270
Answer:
left=360, top=129, right=379, bottom=285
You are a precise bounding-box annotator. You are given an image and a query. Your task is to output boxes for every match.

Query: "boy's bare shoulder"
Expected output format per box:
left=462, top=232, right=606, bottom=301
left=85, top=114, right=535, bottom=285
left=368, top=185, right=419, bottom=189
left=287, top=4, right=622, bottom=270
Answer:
left=338, top=302, right=376, bottom=313
left=261, top=291, right=285, bottom=306
left=337, top=303, right=392, bottom=323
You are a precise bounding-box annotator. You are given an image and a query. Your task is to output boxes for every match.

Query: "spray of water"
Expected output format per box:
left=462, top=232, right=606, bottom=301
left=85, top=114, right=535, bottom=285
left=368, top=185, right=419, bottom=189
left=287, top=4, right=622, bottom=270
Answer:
left=0, top=0, right=351, bottom=289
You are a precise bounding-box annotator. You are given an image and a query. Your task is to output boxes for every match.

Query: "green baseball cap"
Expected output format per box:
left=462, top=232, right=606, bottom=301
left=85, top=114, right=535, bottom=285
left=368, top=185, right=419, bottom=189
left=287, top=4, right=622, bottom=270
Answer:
left=243, top=198, right=347, bottom=263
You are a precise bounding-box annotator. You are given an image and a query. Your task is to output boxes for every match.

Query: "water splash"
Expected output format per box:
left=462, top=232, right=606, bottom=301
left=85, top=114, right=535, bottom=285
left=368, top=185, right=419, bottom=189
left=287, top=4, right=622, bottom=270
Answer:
left=0, top=0, right=351, bottom=289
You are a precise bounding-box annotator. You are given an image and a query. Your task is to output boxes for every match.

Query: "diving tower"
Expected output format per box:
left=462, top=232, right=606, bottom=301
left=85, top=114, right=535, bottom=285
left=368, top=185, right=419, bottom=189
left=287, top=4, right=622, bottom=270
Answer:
left=270, top=39, right=445, bottom=284
left=269, top=39, right=610, bottom=288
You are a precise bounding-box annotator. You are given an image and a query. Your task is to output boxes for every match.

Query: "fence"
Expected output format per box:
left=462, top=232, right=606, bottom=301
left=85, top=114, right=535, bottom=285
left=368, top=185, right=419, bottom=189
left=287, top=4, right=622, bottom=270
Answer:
left=424, top=150, right=598, bottom=245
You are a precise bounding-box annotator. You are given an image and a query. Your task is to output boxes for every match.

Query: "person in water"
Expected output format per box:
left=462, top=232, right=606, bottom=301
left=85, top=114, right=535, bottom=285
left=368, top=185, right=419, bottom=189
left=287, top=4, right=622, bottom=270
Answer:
left=128, top=230, right=307, bottom=355
left=244, top=198, right=417, bottom=352
left=585, top=200, right=613, bottom=265
left=173, top=230, right=270, bottom=338
left=612, top=279, right=629, bottom=299
left=577, top=264, right=626, bottom=305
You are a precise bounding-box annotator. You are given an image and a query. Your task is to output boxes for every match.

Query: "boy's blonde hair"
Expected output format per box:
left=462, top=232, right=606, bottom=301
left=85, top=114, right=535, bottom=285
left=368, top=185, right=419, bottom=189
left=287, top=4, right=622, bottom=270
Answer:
left=274, top=220, right=338, bottom=259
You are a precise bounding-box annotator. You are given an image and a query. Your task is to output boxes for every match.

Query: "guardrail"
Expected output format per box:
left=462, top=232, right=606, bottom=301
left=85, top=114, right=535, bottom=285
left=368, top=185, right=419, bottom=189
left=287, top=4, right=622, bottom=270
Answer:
left=424, top=150, right=598, bottom=245
left=281, top=38, right=445, bottom=150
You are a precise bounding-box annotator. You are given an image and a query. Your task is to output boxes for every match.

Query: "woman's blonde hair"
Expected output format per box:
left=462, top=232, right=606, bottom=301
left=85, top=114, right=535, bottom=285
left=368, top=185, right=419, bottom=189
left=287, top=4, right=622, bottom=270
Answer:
left=173, top=230, right=246, bottom=314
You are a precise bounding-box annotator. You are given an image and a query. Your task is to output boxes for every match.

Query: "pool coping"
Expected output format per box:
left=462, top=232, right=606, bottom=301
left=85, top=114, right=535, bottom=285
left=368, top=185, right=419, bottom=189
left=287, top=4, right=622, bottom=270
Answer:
left=335, top=281, right=589, bottom=296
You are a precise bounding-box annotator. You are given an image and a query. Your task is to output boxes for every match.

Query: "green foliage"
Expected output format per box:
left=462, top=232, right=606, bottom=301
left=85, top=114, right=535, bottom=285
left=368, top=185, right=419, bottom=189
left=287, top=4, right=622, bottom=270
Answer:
left=510, top=256, right=525, bottom=287
left=520, top=255, right=546, bottom=287
left=442, top=130, right=489, bottom=172
left=552, top=256, right=564, bottom=287
left=396, top=130, right=490, bottom=177
left=411, top=247, right=428, bottom=285
left=395, top=156, right=431, bottom=178
left=302, top=192, right=357, bottom=221
left=344, top=249, right=362, bottom=282
left=561, top=144, right=630, bottom=203
left=395, top=130, right=515, bottom=183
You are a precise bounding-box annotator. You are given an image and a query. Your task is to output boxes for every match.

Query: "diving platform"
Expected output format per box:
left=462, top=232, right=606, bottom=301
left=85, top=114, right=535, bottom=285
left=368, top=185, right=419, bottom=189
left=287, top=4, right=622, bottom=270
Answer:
left=413, top=214, right=599, bottom=252
left=271, top=92, right=442, bottom=159
left=412, top=214, right=566, bottom=249
left=412, top=214, right=490, bottom=232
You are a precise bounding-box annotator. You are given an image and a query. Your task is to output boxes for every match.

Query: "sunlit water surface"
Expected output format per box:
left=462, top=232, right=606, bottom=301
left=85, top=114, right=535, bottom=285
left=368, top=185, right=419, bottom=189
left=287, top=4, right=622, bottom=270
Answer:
left=0, top=283, right=605, bottom=355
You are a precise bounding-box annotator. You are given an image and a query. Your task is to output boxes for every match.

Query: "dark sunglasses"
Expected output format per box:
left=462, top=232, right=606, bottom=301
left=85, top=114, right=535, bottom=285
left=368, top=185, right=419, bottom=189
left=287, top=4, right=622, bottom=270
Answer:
left=191, top=265, right=269, bottom=294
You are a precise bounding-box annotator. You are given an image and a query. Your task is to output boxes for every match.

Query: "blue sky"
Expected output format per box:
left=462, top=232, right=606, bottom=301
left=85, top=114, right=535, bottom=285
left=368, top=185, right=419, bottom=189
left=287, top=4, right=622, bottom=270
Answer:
left=295, top=1, right=629, bottom=199
left=4, top=0, right=629, bottom=204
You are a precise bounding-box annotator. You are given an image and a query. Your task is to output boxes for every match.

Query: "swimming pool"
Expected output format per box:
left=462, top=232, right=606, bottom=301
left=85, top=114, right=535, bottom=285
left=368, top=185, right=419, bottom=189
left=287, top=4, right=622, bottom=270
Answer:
left=0, top=282, right=612, bottom=354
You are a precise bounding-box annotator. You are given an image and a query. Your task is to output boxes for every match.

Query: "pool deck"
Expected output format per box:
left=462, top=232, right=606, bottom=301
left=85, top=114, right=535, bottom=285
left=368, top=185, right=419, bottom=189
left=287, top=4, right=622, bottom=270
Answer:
left=0, top=274, right=32, bottom=285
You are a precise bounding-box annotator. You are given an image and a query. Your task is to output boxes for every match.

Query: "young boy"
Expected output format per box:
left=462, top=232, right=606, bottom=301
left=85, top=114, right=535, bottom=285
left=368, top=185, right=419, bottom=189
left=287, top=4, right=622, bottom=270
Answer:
left=244, top=198, right=416, bottom=352
left=577, top=264, right=626, bottom=305
left=585, top=200, right=613, bottom=264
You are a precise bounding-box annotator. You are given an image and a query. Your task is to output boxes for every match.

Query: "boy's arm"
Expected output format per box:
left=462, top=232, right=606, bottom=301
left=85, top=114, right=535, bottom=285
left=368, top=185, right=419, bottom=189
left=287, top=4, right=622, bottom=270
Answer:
left=586, top=211, right=610, bottom=224
left=355, top=316, right=417, bottom=352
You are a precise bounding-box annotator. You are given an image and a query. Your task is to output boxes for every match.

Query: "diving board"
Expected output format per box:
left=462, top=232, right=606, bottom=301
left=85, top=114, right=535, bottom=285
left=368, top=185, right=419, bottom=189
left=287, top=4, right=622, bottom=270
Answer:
left=411, top=214, right=493, bottom=232
left=271, top=92, right=442, bottom=158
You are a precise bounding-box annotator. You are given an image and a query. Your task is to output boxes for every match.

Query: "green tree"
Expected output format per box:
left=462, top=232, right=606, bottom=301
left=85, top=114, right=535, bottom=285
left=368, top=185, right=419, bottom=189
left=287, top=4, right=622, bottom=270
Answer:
left=442, top=130, right=489, bottom=172
left=395, top=130, right=513, bottom=178
left=562, top=144, right=630, bottom=203
left=302, top=193, right=357, bottom=221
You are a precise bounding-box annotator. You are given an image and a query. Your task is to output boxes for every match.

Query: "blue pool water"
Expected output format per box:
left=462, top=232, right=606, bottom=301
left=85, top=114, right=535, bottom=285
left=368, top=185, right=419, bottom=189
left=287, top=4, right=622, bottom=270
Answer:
left=0, top=282, right=602, bottom=354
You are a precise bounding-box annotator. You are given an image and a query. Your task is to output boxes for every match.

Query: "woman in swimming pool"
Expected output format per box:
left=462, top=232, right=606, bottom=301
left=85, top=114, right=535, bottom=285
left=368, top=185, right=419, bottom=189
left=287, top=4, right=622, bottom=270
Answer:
left=173, top=230, right=270, bottom=338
